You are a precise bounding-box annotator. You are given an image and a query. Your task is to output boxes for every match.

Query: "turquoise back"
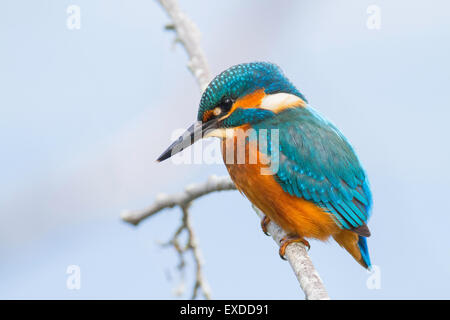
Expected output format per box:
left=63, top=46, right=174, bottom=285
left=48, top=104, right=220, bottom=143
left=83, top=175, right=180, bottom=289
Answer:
left=253, top=106, right=372, bottom=230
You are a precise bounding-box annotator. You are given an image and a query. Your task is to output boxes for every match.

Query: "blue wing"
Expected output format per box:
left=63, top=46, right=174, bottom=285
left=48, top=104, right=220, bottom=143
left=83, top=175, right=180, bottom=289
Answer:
left=254, top=106, right=372, bottom=234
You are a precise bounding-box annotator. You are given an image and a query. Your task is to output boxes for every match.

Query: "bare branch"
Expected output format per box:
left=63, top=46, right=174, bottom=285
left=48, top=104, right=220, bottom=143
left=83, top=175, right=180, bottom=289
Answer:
left=122, top=0, right=214, bottom=300
left=161, top=204, right=211, bottom=299
left=121, top=175, right=235, bottom=225
left=121, top=175, right=233, bottom=299
left=157, top=0, right=211, bottom=90
left=181, top=205, right=211, bottom=299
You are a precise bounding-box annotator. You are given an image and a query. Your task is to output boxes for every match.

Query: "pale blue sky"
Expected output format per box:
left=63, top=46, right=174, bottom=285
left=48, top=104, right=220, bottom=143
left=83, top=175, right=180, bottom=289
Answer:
left=1, top=0, right=450, bottom=299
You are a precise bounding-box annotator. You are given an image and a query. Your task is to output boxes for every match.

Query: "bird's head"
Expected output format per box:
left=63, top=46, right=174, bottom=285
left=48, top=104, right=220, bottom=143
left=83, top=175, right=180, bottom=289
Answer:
left=157, top=62, right=307, bottom=162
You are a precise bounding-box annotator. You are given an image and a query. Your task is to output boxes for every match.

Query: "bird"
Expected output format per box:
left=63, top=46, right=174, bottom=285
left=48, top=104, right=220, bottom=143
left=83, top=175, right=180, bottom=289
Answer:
left=157, top=62, right=372, bottom=269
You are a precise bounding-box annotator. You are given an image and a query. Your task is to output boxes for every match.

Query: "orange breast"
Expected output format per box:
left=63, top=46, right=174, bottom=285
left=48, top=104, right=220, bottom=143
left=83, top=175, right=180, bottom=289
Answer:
left=221, top=132, right=339, bottom=240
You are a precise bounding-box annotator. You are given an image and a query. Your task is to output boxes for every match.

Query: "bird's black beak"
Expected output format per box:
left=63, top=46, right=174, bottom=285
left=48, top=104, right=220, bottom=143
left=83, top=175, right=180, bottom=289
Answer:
left=157, top=119, right=220, bottom=162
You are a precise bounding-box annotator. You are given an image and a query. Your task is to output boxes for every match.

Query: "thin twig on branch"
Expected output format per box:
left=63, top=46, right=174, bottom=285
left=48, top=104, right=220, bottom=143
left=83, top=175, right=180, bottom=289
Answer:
left=161, top=203, right=211, bottom=299
left=121, top=175, right=235, bottom=225
left=122, top=0, right=330, bottom=300
left=157, top=0, right=211, bottom=90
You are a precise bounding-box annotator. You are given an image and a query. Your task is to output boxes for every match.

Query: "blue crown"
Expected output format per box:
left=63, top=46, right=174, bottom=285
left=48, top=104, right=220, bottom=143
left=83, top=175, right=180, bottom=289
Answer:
left=197, top=62, right=307, bottom=120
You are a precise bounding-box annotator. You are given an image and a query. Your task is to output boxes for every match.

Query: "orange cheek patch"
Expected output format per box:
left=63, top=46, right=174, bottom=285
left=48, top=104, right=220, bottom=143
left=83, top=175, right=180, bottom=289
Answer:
left=232, top=89, right=266, bottom=111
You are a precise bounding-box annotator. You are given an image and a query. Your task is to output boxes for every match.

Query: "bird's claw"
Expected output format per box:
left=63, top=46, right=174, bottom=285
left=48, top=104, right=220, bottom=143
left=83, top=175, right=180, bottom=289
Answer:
left=260, top=216, right=271, bottom=236
left=279, top=236, right=310, bottom=260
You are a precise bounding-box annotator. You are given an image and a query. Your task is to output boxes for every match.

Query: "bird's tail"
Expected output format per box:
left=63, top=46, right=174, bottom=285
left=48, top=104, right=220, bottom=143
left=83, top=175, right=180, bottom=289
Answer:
left=333, top=230, right=371, bottom=269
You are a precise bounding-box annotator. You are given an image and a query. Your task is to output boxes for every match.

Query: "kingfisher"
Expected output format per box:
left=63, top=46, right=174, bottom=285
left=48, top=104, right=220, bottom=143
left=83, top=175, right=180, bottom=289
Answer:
left=157, top=62, right=372, bottom=269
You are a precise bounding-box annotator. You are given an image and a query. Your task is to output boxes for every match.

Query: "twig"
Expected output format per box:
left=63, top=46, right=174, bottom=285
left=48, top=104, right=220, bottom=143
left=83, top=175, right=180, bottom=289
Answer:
left=121, top=175, right=235, bottom=225
left=157, top=0, right=211, bottom=90
left=161, top=203, right=211, bottom=299
left=181, top=205, right=211, bottom=299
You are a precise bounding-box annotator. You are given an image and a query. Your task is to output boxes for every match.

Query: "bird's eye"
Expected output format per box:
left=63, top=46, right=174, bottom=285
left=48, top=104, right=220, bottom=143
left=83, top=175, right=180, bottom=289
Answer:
left=221, top=97, right=233, bottom=112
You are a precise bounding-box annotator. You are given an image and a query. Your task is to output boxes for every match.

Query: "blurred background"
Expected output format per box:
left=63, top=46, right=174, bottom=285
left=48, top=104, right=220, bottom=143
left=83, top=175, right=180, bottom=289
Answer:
left=1, top=0, right=450, bottom=299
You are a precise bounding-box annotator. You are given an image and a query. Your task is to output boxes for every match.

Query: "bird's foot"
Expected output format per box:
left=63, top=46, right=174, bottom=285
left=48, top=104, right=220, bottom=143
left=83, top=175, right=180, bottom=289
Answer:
left=260, top=216, right=271, bottom=236
left=279, top=236, right=310, bottom=260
